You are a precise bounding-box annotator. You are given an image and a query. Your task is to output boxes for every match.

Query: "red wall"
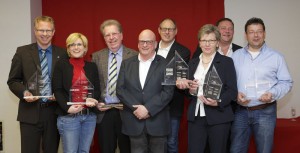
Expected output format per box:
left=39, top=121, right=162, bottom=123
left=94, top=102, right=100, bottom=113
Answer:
left=42, top=0, right=224, bottom=152
left=43, top=0, right=224, bottom=61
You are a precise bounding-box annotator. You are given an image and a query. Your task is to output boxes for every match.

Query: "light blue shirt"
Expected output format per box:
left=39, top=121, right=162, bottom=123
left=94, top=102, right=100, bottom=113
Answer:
left=232, top=43, right=293, bottom=107
left=105, top=45, right=123, bottom=104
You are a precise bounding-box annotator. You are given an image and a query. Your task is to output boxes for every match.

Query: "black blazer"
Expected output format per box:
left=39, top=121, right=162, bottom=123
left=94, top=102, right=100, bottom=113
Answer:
left=187, top=52, right=237, bottom=125
left=117, top=55, right=174, bottom=136
left=52, top=59, right=100, bottom=116
left=7, top=43, right=68, bottom=124
left=191, top=43, right=242, bottom=59
left=156, top=41, right=190, bottom=117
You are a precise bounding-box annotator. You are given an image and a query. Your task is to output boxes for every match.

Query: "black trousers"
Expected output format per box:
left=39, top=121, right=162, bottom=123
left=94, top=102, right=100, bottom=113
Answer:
left=188, top=116, right=231, bottom=153
left=97, top=108, right=130, bottom=153
left=20, top=106, right=59, bottom=153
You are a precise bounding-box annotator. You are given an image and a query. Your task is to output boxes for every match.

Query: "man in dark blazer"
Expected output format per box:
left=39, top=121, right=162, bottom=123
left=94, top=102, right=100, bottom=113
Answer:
left=156, top=18, right=190, bottom=153
left=92, top=19, right=137, bottom=153
left=7, top=16, right=68, bottom=153
left=192, top=18, right=242, bottom=59
left=117, top=29, right=174, bottom=153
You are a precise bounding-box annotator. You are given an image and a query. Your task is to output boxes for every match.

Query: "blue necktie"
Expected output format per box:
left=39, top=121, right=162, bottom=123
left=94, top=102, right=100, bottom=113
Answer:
left=40, top=50, right=51, bottom=102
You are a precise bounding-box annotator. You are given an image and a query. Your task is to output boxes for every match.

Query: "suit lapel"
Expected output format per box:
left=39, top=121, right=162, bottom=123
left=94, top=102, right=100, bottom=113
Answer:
left=165, top=42, right=176, bottom=62
left=30, top=44, right=41, bottom=72
left=51, top=46, right=62, bottom=75
left=101, top=50, right=109, bottom=88
left=143, top=55, right=160, bottom=88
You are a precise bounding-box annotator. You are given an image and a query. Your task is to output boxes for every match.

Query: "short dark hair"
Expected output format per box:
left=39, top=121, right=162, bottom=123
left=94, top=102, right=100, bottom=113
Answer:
left=245, top=17, right=265, bottom=33
left=215, top=18, right=234, bottom=28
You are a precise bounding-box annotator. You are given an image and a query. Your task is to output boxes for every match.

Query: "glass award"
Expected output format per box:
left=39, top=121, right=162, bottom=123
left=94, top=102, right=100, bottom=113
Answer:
left=24, top=71, right=52, bottom=99
left=245, top=81, right=271, bottom=100
left=203, top=65, right=223, bottom=100
left=162, top=50, right=189, bottom=85
left=67, top=71, right=94, bottom=105
left=100, top=103, right=123, bottom=109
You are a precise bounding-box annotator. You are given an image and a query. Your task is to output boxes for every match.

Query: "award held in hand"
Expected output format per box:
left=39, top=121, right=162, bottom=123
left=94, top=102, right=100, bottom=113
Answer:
left=162, top=51, right=189, bottom=85
left=24, top=71, right=53, bottom=99
left=245, top=81, right=271, bottom=100
left=203, top=65, right=223, bottom=100
left=67, top=71, right=94, bottom=105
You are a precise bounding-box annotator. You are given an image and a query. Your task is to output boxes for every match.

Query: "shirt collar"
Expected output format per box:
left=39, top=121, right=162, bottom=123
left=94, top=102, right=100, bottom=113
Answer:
left=38, top=45, right=52, bottom=53
left=158, top=39, right=175, bottom=51
left=109, top=45, right=123, bottom=56
left=138, top=52, right=156, bottom=62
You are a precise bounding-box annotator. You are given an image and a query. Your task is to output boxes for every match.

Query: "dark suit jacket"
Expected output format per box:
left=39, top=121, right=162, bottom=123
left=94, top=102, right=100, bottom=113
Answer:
left=191, top=43, right=242, bottom=59
left=52, top=59, right=100, bottom=116
left=156, top=41, right=190, bottom=117
left=187, top=52, right=237, bottom=125
left=91, top=46, right=138, bottom=123
left=7, top=43, right=68, bottom=124
left=117, top=55, right=174, bottom=136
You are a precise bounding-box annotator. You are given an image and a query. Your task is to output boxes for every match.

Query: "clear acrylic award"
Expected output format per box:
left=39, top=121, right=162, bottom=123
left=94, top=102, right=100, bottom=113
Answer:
left=245, top=81, right=271, bottom=100
left=67, top=71, right=94, bottom=105
left=24, top=71, right=52, bottom=99
left=203, top=65, right=223, bottom=100
left=162, top=51, right=189, bottom=85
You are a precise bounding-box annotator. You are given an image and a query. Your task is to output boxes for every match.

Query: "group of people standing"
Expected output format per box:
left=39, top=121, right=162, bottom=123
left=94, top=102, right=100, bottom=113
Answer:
left=7, top=15, right=292, bottom=153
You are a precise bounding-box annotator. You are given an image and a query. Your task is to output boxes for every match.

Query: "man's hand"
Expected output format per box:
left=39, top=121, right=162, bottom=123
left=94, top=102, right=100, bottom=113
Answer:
left=86, top=98, right=98, bottom=107
left=96, top=102, right=111, bottom=111
left=133, top=105, right=149, bottom=120
left=237, top=92, right=250, bottom=105
left=48, top=94, right=56, bottom=101
left=23, top=90, right=38, bottom=102
left=176, top=79, right=194, bottom=90
left=259, top=92, right=273, bottom=103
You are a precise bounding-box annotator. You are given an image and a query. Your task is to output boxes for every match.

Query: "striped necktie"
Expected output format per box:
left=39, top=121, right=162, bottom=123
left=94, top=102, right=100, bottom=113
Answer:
left=40, top=50, right=51, bottom=102
left=108, top=53, right=117, bottom=96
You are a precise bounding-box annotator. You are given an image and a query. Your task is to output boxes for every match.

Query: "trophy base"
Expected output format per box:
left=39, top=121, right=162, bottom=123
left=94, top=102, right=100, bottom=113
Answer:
left=67, top=102, right=86, bottom=105
left=161, top=82, right=176, bottom=85
left=24, top=95, right=52, bottom=99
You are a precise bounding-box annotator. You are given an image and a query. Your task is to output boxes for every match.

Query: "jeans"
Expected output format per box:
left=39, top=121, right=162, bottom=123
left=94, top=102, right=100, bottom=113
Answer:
left=57, top=113, right=96, bottom=153
left=230, top=104, right=276, bottom=153
left=167, top=117, right=180, bottom=153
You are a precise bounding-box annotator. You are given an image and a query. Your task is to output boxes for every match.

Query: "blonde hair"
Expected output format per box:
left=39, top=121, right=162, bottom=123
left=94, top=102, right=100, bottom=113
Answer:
left=100, top=19, right=123, bottom=35
left=66, top=33, right=88, bottom=57
left=34, top=16, right=55, bottom=30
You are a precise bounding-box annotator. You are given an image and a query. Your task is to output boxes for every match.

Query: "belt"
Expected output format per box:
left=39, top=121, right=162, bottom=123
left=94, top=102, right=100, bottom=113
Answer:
left=73, top=108, right=91, bottom=115
left=240, top=102, right=275, bottom=111
left=40, top=102, right=55, bottom=108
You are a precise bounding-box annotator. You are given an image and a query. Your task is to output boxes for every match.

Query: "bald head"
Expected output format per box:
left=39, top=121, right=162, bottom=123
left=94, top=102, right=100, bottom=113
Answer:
left=139, top=29, right=156, bottom=41
left=138, top=29, right=157, bottom=61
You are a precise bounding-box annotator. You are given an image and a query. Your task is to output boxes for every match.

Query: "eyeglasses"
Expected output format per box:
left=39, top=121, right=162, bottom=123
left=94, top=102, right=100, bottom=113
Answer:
left=104, top=32, right=120, bottom=39
left=199, top=40, right=217, bottom=45
left=160, top=27, right=176, bottom=33
left=138, top=40, right=154, bottom=45
left=68, top=43, right=83, bottom=48
left=36, top=29, right=54, bottom=34
left=247, top=30, right=264, bottom=36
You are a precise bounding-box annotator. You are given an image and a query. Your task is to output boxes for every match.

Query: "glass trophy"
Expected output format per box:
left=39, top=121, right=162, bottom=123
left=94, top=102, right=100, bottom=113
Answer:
left=203, top=65, right=223, bottom=100
left=245, top=81, right=271, bottom=100
left=24, top=71, right=52, bottom=99
left=162, top=51, right=189, bottom=85
left=67, top=71, right=94, bottom=105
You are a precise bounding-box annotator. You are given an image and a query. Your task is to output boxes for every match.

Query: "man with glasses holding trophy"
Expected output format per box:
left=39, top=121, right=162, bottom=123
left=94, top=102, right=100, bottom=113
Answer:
left=7, top=16, right=68, bottom=153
